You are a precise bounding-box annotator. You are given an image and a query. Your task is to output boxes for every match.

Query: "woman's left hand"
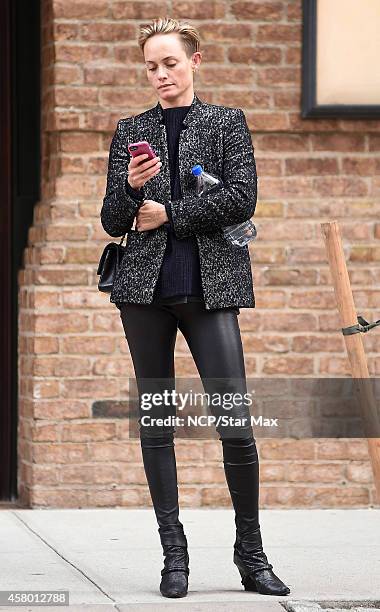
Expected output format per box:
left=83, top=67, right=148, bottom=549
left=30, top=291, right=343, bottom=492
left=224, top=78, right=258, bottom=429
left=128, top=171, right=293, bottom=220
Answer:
left=135, top=199, right=168, bottom=231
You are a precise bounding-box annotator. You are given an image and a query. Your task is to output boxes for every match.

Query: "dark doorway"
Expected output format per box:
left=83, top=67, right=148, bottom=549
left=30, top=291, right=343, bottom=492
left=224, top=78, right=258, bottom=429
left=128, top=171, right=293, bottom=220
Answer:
left=0, top=0, right=41, bottom=501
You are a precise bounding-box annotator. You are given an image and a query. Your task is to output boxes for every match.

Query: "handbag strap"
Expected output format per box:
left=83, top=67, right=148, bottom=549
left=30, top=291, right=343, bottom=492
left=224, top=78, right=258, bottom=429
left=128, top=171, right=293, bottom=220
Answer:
left=119, top=113, right=136, bottom=246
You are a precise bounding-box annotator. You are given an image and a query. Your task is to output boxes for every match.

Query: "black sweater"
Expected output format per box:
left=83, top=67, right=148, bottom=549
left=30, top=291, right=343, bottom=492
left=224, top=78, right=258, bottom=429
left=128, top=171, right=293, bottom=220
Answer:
left=125, top=105, right=204, bottom=305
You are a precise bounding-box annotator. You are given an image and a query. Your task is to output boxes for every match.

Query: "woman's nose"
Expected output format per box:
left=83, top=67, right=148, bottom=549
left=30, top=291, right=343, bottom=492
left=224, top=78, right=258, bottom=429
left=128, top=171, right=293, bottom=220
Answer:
left=156, top=66, right=168, bottom=79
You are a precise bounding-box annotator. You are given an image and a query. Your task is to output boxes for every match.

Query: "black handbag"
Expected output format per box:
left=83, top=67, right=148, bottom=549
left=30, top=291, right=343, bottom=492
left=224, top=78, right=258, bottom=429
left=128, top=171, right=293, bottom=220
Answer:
left=97, top=233, right=127, bottom=293
left=97, top=115, right=136, bottom=293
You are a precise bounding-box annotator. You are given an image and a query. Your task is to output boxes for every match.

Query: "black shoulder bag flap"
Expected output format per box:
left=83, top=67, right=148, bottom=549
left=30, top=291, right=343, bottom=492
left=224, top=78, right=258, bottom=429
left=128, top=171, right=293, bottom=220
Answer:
left=97, top=236, right=127, bottom=293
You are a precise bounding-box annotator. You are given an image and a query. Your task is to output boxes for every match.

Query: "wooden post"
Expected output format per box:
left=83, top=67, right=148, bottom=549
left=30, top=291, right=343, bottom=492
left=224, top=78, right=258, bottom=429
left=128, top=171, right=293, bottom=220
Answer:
left=321, top=220, right=380, bottom=504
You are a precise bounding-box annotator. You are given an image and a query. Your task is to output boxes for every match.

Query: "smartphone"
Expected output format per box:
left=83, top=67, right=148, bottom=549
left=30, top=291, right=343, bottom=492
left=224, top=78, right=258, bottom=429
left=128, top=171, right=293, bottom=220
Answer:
left=128, top=141, right=157, bottom=162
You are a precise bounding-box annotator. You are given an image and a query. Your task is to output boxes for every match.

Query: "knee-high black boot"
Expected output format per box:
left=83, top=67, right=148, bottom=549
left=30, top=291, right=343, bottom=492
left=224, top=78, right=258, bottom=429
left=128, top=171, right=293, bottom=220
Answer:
left=140, top=434, right=189, bottom=598
left=221, top=435, right=290, bottom=596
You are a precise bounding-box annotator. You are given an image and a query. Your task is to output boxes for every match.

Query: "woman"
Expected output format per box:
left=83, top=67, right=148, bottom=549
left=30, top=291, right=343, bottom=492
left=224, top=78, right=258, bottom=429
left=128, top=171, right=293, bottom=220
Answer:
left=100, top=17, right=290, bottom=599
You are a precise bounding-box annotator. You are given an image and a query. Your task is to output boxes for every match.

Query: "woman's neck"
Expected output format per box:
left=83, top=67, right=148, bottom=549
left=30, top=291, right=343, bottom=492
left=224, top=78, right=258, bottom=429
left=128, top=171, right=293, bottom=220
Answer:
left=159, top=91, right=195, bottom=109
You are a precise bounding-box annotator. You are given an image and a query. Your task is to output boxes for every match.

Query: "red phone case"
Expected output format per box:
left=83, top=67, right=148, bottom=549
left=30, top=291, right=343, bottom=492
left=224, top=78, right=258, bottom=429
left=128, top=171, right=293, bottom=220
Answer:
left=128, top=140, right=156, bottom=160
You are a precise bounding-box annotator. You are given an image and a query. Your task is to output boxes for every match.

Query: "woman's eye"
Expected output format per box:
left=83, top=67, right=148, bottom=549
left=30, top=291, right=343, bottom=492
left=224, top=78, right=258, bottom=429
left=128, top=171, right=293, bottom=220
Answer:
left=147, top=64, right=176, bottom=72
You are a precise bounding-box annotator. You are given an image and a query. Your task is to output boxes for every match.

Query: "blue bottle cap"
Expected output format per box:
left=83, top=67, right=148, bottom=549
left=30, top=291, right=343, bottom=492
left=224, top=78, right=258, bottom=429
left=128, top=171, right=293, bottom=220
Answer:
left=191, top=164, right=203, bottom=176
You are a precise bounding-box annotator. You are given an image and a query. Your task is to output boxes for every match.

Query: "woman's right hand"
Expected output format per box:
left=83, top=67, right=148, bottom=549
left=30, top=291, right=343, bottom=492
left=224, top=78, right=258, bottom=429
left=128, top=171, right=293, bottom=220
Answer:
left=127, top=153, right=162, bottom=190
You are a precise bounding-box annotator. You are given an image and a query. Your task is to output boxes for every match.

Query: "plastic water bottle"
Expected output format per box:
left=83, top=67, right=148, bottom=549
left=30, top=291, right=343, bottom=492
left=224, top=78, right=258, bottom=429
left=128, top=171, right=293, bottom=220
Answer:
left=191, top=164, right=257, bottom=247
left=192, top=164, right=220, bottom=196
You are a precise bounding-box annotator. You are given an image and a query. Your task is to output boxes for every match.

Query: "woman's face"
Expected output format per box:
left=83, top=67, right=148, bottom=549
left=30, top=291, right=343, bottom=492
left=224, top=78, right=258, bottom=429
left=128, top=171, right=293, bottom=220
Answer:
left=143, top=32, right=201, bottom=105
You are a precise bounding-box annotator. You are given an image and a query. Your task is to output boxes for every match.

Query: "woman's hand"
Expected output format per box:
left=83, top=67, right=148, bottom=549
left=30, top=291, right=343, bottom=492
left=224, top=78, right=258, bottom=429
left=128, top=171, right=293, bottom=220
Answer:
left=136, top=200, right=169, bottom=231
left=127, top=153, right=162, bottom=190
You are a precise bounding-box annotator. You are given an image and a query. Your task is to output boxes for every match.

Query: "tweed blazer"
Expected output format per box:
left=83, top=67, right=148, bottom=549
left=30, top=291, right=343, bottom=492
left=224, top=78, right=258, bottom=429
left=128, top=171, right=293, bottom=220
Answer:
left=100, top=93, right=257, bottom=310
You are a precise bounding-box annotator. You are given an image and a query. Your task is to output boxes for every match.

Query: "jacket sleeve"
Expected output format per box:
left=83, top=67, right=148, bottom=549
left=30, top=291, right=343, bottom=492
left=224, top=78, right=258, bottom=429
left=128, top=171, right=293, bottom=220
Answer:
left=125, top=180, right=145, bottom=203
left=167, top=108, right=257, bottom=239
left=100, top=119, right=145, bottom=237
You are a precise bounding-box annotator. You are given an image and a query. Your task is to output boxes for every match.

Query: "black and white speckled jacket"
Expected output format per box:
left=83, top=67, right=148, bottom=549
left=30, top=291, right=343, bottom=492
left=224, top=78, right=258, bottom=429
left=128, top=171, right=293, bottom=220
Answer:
left=100, top=93, right=257, bottom=310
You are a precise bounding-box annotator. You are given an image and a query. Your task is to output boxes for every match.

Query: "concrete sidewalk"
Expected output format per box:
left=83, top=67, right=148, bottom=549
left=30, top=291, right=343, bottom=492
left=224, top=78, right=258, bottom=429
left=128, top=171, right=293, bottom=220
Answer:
left=0, top=508, right=379, bottom=611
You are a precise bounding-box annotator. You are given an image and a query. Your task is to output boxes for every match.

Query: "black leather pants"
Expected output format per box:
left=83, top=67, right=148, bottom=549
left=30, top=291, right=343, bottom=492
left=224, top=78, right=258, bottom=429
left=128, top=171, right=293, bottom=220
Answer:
left=119, top=301, right=260, bottom=542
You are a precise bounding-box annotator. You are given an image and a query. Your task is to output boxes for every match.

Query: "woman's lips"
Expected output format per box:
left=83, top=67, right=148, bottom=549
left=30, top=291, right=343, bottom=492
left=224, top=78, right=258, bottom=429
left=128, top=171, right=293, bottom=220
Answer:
left=160, top=84, right=174, bottom=89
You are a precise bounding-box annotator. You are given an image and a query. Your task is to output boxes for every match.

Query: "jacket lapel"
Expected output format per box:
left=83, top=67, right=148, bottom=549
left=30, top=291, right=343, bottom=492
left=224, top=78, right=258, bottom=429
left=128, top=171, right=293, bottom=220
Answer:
left=148, top=93, right=204, bottom=201
left=154, top=91, right=203, bottom=125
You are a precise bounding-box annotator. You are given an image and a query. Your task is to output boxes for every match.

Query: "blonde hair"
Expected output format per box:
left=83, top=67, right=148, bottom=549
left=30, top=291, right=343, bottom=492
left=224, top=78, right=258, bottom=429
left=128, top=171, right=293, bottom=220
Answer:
left=138, top=17, right=200, bottom=58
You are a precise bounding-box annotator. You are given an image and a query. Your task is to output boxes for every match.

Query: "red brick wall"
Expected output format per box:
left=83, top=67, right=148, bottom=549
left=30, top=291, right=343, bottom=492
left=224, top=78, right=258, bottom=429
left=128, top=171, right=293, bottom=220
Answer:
left=17, top=0, right=380, bottom=508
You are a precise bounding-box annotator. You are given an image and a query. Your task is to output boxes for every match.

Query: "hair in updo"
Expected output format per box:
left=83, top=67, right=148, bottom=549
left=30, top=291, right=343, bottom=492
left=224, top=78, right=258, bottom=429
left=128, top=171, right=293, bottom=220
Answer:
left=138, top=17, right=200, bottom=58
